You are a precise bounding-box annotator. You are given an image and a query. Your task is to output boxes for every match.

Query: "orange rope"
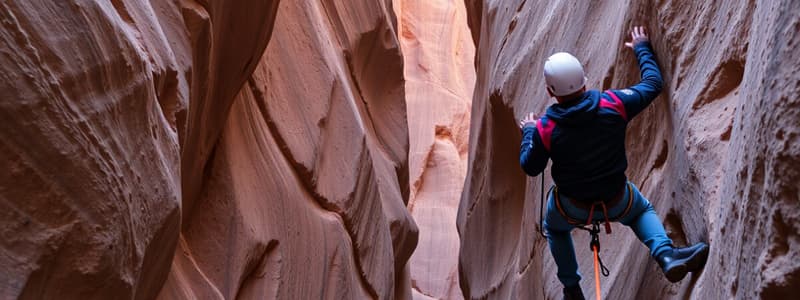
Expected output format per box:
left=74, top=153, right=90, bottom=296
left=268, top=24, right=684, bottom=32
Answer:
left=593, top=245, right=602, bottom=300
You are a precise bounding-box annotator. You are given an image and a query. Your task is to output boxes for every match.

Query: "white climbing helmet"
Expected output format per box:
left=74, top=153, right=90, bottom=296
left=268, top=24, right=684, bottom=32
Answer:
left=543, top=52, right=587, bottom=96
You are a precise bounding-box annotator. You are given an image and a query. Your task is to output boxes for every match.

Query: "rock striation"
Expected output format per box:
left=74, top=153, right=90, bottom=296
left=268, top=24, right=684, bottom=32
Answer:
left=395, top=0, right=475, bottom=299
left=4, top=0, right=798, bottom=299
left=1, top=0, right=417, bottom=299
left=160, top=1, right=418, bottom=299
left=458, top=0, right=800, bottom=299
left=1, top=1, right=192, bottom=298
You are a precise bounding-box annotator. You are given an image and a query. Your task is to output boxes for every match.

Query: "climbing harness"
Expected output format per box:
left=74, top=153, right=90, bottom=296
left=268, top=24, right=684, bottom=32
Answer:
left=542, top=181, right=627, bottom=300
left=552, top=183, right=635, bottom=229
left=565, top=186, right=621, bottom=300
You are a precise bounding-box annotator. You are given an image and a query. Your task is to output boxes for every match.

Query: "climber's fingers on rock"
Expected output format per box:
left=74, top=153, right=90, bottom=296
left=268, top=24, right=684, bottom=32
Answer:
left=638, top=26, right=648, bottom=38
left=519, top=113, right=537, bottom=129
left=626, top=26, right=649, bottom=48
left=525, top=112, right=536, bottom=123
left=626, top=29, right=637, bottom=48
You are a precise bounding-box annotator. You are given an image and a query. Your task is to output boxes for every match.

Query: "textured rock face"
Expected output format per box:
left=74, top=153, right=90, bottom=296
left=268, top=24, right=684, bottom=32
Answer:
left=395, top=0, right=474, bottom=299
left=5, top=0, right=797, bottom=299
left=459, top=1, right=800, bottom=299
left=2, top=0, right=418, bottom=299
left=0, top=1, right=191, bottom=298
left=160, top=0, right=418, bottom=298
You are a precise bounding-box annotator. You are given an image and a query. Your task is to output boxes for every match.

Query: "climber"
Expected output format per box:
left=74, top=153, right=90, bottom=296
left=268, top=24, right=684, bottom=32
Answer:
left=518, top=26, right=710, bottom=299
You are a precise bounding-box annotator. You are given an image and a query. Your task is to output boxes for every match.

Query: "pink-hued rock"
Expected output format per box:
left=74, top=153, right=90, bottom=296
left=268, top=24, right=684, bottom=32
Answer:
left=178, top=0, right=281, bottom=232
left=2, top=0, right=418, bottom=298
left=8, top=0, right=797, bottom=298
left=459, top=0, right=800, bottom=299
left=394, top=0, right=474, bottom=299
left=158, top=0, right=418, bottom=299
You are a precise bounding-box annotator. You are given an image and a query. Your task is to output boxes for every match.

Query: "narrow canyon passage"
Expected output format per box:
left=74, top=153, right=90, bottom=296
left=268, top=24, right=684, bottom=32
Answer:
left=395, top=0, right=475, bottom=299
left=2, top=1, right=799, bottom=299
left=458, top=1, right=800, bottom=299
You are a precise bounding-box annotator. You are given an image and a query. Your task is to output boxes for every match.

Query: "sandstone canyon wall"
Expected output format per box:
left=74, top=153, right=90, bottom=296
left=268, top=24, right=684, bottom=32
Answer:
left=160, top=0, right=419, bottom=299
left=458, top=0, right=799, bottom=299
left=1, top=0, right=419, bottom=299
left=395, top=0, right=474, bottom=299
left=1, top=1, right=196, bottom=298
left=3, top=0, right=799, bottom=299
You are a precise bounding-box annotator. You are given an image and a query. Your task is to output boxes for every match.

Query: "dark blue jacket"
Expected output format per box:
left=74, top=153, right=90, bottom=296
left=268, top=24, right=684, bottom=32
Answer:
left=520, top=42, right=663, bottom=200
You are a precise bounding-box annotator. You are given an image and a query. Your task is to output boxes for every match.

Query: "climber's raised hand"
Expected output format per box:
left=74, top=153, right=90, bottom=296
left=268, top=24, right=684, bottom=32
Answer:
left=519, top=112, right=537, bottom=129
left=624, top=26, right=649, bottom=49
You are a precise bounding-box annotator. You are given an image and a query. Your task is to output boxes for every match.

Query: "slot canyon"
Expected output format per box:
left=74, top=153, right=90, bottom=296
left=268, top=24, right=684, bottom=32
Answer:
left=1, top=1, right=798, bottom=300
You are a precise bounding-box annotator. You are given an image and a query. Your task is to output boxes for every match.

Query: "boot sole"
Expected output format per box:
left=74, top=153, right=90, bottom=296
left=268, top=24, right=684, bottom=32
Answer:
left=664, top=244, right=710, bottom=283
left=664, top=264, right=688, bottom=283
left=686, top=244, right=710, bottom=272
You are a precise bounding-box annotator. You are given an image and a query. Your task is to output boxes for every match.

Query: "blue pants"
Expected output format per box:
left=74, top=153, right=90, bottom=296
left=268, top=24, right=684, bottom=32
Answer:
left=543, top=182, right=673, bottom=287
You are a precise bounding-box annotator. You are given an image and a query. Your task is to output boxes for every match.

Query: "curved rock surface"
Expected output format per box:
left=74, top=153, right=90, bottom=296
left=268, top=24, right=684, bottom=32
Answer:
left=1, top=1, right=191, bottom=298
left=160, top=0, right=418, bottom=298
left=4, top=0, right=798, bottom=299
left=2, top=0, right=417, bottom=299
left=458, top=0, right=800, bottom=299
left=395, top=0, right=474, bottom=299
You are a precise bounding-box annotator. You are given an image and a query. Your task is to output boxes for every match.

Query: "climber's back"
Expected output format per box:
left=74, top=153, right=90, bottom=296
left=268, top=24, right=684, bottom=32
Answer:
left=520, top=35, right=663, bottom=202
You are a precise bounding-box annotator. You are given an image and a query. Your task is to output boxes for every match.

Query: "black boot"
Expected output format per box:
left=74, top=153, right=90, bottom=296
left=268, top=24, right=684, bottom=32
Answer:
left=656, top=242, right=710, bottom=282
left=562, top=284, right=585, bottom=300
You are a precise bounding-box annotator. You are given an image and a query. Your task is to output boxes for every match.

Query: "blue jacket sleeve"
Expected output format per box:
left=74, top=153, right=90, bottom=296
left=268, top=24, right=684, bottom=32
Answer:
left=614, top=42, right=664, bottom=119
left=519, top=124, right=549, bottom=176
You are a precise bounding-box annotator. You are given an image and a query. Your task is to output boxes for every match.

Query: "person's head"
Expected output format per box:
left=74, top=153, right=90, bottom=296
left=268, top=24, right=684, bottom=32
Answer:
left=544, top=52, right=587, bottom=103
